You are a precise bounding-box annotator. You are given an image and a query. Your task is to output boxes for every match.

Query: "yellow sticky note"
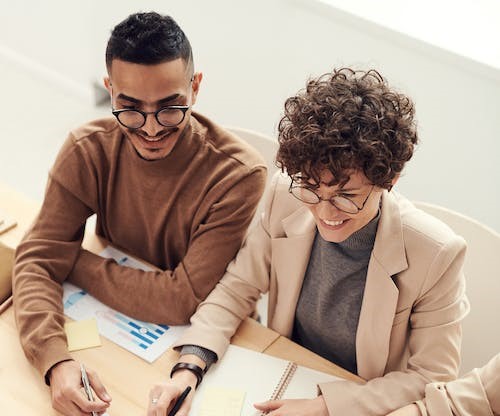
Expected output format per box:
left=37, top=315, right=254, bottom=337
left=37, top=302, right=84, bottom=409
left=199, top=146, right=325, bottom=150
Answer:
left=64, top=318, right=101, bottom=351
left=199, top=386, right=246, bottom=416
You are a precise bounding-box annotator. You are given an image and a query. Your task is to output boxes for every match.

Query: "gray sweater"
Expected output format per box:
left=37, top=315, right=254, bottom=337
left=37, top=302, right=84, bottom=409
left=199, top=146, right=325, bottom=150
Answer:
left=182, top=212, right=379, bottom=374
left=292, top=212, right=379, bottom=374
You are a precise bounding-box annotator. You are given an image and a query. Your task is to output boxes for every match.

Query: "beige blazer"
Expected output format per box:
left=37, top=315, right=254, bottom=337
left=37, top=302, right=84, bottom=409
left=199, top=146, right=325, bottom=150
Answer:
left=416, top=353, right=500, bottom=416
left=175, top=172, right=469, bottom=415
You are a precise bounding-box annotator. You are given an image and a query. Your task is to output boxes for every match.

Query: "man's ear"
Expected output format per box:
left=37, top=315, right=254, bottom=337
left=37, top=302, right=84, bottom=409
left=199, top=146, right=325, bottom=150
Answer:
left=103, top=76, right=112, bottom=94
left=190, top=72, right=203, bottom=105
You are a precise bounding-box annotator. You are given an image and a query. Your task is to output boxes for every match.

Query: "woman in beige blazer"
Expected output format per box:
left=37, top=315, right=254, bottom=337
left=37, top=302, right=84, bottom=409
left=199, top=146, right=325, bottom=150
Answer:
left=146, top=68, right=469, bottom=416
left=387, top=354, right=500, bottom=415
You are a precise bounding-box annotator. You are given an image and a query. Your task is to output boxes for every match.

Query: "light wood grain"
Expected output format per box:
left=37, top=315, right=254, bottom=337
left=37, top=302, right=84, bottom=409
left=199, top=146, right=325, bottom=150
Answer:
left=264, top=336, right=364, bottom=383
left=0, top=182, right=360, bottom=413
left=0, top=182, right=39, bottom=250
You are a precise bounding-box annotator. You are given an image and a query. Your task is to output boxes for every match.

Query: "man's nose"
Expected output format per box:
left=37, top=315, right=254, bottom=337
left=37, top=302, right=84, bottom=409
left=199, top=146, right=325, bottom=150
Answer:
left=141, top=113, right=164, bottom=137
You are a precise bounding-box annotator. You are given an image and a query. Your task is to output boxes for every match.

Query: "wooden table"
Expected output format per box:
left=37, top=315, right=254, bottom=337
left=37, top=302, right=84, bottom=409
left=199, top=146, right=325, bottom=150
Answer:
left=0, top=304, right=361, bottom=414
left=0, top=181, right=39, bottom=251
left=0, top=181, right=40, bottom=312
left=0, top=183, right=362, bottom=414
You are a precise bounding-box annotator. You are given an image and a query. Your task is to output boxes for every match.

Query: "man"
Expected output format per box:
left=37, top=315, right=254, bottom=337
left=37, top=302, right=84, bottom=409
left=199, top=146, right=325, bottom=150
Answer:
left=13, top=12, right=266, bottom=415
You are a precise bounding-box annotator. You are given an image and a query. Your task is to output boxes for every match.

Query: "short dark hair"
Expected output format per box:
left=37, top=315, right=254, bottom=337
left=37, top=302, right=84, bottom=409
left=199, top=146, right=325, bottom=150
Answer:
left=277, top=68, right=418, bottom=189
left=105, top=12, right=193, bottom=72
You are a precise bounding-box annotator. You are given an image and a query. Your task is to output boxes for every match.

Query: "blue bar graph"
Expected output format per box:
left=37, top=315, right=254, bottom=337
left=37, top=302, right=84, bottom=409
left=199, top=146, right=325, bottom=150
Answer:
left=64, top=290, right=86, bottom=309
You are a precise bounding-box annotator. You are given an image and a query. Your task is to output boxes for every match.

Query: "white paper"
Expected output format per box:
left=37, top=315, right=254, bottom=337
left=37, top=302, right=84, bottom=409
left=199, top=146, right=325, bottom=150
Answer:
left=190, top=345, right=341, bottom=416
left=62, top=246, right=188, bottom=362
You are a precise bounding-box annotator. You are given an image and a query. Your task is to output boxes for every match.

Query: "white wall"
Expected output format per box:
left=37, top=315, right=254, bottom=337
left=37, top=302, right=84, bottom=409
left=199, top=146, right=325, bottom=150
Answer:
left=321, top=0, right=500, bottom=71
left=1, top=0, right=499, bottom=231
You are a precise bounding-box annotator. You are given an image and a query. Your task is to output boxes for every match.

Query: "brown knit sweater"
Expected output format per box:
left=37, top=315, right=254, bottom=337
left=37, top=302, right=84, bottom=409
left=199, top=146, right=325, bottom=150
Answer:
left=12, top=112, right=266, bottom=379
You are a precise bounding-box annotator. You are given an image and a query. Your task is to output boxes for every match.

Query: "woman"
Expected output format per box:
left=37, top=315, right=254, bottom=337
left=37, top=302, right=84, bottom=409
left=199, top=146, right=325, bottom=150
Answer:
left=147, top=68, right=469, bottom=416
left=388, top=354, right=500, bottom=416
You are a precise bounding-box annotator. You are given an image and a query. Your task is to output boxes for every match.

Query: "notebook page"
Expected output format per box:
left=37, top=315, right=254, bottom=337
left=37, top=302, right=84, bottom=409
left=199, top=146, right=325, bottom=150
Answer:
left=198, top=386, right=246, bottom=416
left=283, top=363, right=341, bottom=399
left=190, top=345, right=341, bottom=416
left=190, top=345, right=289, bottom=416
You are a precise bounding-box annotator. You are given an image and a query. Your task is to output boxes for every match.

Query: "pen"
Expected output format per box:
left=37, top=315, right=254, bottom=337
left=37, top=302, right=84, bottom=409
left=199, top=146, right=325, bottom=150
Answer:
left=80, top=363, right=98, bottom=416
left=168, top=386, right=192, bottom=416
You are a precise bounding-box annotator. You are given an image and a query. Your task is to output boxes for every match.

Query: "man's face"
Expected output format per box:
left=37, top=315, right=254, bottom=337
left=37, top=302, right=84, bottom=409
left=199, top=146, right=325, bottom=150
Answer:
left=105, top=58, right=202, bottom=160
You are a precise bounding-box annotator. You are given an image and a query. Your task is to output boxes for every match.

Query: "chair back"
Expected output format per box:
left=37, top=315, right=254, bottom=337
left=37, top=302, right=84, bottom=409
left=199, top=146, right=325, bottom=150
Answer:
left=226, top=126, right=279, bottom=228
left=414, top=201, right=500, bottom=374
left=226, top=126, right=279, bottom=178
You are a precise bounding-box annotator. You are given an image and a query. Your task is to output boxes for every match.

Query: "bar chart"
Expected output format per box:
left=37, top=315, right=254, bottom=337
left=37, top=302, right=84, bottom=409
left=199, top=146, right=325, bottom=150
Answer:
left=62, top=245, right=188, bottom=362
left=63, top=282, right=187, bottom=362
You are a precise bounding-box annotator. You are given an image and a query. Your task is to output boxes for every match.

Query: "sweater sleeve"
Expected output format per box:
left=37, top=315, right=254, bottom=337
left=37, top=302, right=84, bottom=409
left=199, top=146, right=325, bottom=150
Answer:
left=319, top=236, right=469, bottom=415
left=12, top=176, right=93, bottom=379
left=66, top=168, right=266, bottom=324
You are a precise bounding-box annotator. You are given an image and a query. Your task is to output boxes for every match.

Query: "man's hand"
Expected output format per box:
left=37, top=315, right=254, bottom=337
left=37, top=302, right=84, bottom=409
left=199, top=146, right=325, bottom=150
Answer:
left=49, top=360, right=111, bottom=415
left=254, top=396, right=329, bottom=416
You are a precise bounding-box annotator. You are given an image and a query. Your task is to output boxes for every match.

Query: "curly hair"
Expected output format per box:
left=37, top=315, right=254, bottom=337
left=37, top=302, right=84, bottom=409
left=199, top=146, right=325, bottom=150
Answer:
left=277, top=68, right=418, bottom=189
left=106, top=12, right=193, bottom=72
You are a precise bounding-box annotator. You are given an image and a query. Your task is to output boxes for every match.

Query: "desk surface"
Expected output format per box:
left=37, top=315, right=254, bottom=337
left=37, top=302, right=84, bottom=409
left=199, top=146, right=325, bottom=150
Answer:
left=0, top=181, right=39, bottom=250
left=0, top=182, right=361, bottom=414
left=0, top=302, right=360, bottom=414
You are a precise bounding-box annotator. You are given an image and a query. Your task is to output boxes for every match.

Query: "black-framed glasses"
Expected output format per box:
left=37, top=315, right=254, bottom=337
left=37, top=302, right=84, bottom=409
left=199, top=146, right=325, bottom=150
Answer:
left=112, top=105, right=191, bottom=129
left=289, top=183, right=375, bottom=214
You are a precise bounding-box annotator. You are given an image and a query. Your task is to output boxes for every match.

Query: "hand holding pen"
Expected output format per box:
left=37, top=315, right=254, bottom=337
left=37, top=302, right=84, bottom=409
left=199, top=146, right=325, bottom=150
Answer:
left=148, top=375, right=196, bottom=416
left=47, top=360, right=111, bottom=415
left=81, top=364, right=99, bottom=416
left=168, top=386, right=191, bottom=416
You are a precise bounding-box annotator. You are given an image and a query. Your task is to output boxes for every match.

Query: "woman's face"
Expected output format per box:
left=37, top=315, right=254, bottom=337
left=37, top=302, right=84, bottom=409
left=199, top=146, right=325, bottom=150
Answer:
left=302, top=170, right=384, bottom=243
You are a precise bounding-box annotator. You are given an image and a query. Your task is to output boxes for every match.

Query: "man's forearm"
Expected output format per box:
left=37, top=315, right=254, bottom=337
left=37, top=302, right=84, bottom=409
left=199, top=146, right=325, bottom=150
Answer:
left=68, top=249, right=199, bottom=324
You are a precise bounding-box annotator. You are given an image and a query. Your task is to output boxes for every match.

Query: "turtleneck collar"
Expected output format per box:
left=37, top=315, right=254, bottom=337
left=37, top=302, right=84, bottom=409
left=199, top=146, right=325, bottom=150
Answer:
left=335, top=209, right=381, bottom=252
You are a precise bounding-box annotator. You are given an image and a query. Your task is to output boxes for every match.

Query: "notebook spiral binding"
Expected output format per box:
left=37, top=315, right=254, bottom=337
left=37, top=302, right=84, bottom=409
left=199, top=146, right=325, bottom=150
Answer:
left=257, top=360, right=298, bottom=416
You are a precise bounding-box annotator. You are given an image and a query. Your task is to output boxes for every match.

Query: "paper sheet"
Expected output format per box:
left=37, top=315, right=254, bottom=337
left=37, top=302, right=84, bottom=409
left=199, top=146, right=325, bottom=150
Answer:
left=189, top=345, right=341, bottom=416
left=62, top=246, right=188, bottom=362
left=198, top=386, right=246, bottom=416
left=64, top=318, right=101, bottom=351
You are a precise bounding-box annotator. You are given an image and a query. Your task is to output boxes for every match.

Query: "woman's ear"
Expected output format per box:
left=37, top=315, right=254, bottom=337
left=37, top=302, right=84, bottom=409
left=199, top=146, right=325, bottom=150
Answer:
left=388, top=174, right=400, bottom=191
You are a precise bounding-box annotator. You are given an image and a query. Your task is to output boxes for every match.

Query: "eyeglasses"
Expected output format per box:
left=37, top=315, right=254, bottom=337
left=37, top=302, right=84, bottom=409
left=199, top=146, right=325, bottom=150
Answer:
left=289, top=183, right=375, bottom=214
left=112, top=106, right=191, bottom=129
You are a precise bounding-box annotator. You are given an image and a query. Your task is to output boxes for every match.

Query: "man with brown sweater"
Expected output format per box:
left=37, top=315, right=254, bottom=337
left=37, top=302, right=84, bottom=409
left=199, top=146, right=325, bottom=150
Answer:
left=12, top=12, right=266, bottom=416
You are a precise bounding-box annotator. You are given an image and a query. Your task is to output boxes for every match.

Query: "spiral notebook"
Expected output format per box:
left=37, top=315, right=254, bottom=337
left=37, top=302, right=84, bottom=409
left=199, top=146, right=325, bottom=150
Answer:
left=190, top=345, right=341, bottom=416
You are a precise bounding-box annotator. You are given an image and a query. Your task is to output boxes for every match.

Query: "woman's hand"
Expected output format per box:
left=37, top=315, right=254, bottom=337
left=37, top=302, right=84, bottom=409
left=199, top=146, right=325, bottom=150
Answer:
left=147, top=355, right=203, bottom=416
left=254, top=396, right=329, bottom=416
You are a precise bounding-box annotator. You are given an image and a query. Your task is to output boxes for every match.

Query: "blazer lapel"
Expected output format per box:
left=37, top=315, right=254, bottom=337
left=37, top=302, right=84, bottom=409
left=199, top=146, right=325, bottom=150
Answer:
left=270, top=206, right=316, bottom=337
left=356, top=191, right=408, bottom=380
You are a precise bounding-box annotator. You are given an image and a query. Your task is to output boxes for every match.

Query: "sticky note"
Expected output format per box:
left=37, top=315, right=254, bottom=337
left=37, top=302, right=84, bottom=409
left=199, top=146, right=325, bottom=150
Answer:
left=199, top=386, right=246, bottom=416
left=64, top=318, right=101, bottom=351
